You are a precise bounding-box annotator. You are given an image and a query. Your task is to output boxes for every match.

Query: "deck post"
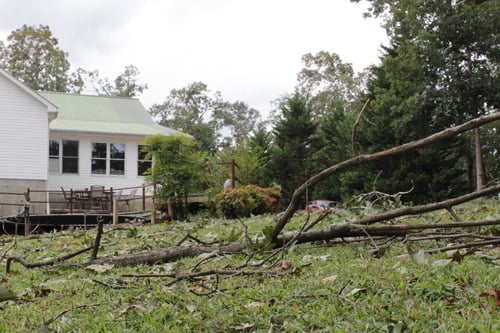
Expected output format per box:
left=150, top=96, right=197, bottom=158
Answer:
left=24, top=188, right=31, bottom=236
left=113, top=198, right=118, bottom=225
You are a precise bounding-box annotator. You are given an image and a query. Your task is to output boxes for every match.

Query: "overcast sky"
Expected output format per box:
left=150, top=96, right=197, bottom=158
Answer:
left=0, top=0, right=387, bottom=118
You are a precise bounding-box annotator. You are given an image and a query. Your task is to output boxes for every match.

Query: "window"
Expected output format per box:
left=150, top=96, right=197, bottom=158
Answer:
left=49, top=140, right=59, bottom=173
left=137, top=145, right=152, bottom=176
left=110, top=143, right=125, bottom=175
left=91, top=143, right=107, bottom=175
left=92, top=142, right=125, bottom=175
left=49, top=139, right=79, bottom=174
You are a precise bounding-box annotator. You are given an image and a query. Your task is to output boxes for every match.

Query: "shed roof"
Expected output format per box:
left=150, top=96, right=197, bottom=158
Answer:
left=40, top=92, right=182, bottom=137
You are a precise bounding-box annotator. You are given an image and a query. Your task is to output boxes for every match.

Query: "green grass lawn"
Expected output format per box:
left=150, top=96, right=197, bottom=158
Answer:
left=1, top=199, right=499, bottom=332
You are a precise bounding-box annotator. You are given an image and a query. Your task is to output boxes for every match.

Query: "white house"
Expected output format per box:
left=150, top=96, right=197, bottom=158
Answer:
left=0, top=68, right=181, bottom=216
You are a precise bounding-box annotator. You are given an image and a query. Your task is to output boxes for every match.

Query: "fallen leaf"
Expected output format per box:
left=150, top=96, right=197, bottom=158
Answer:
left=245, top=301, right=267, bottom=308
left=118, top=304, right=150, bottom=316
left=0, top=286, right=16, bottom=301
left=479, top=288, right=500, bottom=312
left=408, top=248, right=428, bottom=265
left=322, top=275, right=338, bottom=283
left=280, top=260, right=292, bottom=270
left=232, top=323, right=254, bottom=331
left=86, top=263, right=114, bottom=273
left=245, top=299, right=275, bottom=308
left=349, top=288, right=367, bottom=296
left=431, top=259, right=452, bottom=268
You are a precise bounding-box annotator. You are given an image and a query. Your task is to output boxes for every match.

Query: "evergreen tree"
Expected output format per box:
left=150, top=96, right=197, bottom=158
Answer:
left=348, top=0, right=499, bottom=202
left=270, top=92, right=318, bottom=203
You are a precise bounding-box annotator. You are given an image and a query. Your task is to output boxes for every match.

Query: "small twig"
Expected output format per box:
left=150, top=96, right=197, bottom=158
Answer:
left=175, top=233, right=190, bottom=246
left=446, top=206, right=462, bottom=222
left=91, top=279, right=129, bottom=289
left=121, top=273, right=176, bottom=278
left=90, top=217, right=104, bottom=260
left=426, top=239, right=500, bottom=254
left=351, top=98, right=370, bottom=156
left=338, top=279, right=351, bottom=296
left=191, top=251, right=220, bottom=272
left=163, top=269, right=286, bottom=287
left=0, top=238, right=17, bottom=262
left=303, top=209, right=333, bottom=232
left=43, top=303, right=101, bottom=327
left=175, top=232, right=217, bottom=246
left=6, top=246, right=93, bottom=273
left=189, top=274, right=220, bottom=296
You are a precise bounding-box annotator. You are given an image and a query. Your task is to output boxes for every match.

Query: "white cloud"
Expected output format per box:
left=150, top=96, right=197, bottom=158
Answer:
left=0, top=0, right=387, bottom=117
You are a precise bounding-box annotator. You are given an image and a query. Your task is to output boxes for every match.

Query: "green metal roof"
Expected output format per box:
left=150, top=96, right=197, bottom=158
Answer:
left=40, top=92, right=182, bottom=137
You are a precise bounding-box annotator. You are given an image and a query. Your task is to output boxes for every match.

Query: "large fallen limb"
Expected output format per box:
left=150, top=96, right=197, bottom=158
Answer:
left=282, top=219, right=500, bottom=245
left=351, top=184, right=500, bottom=226
left=83, top=218, right=499, bottom=267
left=271, top=111, right=500, bottom=243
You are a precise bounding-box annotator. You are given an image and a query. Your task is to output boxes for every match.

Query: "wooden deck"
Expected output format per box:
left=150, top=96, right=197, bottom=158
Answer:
left=0, top=211, right=153, bottom=235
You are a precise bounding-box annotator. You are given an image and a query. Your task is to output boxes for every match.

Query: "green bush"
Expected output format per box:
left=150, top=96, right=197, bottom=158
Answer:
left=213, top=185, right=282, bottom=218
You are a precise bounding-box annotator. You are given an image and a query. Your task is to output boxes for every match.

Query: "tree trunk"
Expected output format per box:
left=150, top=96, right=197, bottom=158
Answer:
left=474, top=127, right=486, bottom=191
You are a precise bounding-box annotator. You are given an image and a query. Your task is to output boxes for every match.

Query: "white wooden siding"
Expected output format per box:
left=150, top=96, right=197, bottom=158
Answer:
left=0, top=74, right=49, bottom=180
left=48, top=132, right=149, bottom=192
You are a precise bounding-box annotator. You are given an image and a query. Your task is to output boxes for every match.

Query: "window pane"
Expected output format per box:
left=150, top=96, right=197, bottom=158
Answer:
left=110, top=143, right=125, bottom=159
left=92, top=159, right=106, bottom=174
left=49, top=140, right=59, bottom=156
left=62, top=157, right=78, bottom=173
left=61, top=140, right=78, bottom=173
left=138, top=145, right=150, bottom=160
left=63, top=140, right=78, bottom=157
left=110, top=160, right=125, bottom=175
left=138, top=161, right=152, bottom=176
left=92, top=143, right=107, bottom=158
left=49, top=157, right=59, bottom=173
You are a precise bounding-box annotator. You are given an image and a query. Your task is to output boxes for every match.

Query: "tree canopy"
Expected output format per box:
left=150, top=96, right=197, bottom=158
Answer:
left=0, top=24, right=71, bottom=92
left=149, top=82, right=261, bottom=153
left=0, top=25, right=148, bottom=97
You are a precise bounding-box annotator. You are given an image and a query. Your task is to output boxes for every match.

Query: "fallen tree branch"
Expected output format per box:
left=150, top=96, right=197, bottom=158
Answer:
left=6, top=245, right=93, bottom=273
left=76, top=218, right=499, bottom=268
left=271, top=111, right=500, bottom=243
left=350, top=184, right=500, bottom=226
left=426, top=239, right=500, bottom=254
left=284, top=219, right=500, bottom=245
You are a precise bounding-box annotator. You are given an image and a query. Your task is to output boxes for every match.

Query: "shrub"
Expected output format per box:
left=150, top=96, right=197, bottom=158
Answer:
left=213, top=185, right=282, bottom=218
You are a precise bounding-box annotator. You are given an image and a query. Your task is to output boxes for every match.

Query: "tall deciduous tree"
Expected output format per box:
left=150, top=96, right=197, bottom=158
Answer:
left=296, top=51, right=367, bottom=118
left=150, top=82, right=261, bottom=153
left=150, top=82, right=222, bottom=153
left=0, top=24, right=70, bottom=92
left=114, top=65, right=148, bottom=97
left=70, top=65, right=148, bottom=97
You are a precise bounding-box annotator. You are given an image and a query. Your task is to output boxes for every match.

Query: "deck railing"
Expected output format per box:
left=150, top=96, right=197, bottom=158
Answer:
left=0, top=185, right=153, bottom=217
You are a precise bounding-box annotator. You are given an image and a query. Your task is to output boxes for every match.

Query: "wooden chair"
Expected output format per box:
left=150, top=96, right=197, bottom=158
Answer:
left=117, top=188, right=137, bottom=211
left=61, top=186, right=78, bottom=209
left=90, top=185, right=105, bottom=210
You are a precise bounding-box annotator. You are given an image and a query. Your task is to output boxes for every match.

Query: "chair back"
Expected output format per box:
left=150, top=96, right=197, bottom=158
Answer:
left=90, top=185, right=104, bottom=199
left=115, top=189, right=123, bottom=200
left=129, top=188, right=138, bottom=198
